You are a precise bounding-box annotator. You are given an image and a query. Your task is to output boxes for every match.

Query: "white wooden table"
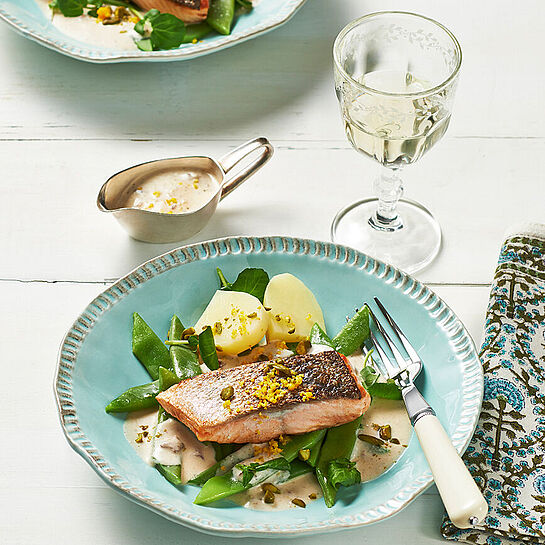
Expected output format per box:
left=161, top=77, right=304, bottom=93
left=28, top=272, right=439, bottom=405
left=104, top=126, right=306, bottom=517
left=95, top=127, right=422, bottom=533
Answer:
left=1, top=1, right=543, bottom=543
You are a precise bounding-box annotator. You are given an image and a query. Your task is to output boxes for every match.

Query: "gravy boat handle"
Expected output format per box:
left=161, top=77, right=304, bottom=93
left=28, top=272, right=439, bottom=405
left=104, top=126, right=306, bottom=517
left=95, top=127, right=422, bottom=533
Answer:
left=218, top=137, right=274, bottom=200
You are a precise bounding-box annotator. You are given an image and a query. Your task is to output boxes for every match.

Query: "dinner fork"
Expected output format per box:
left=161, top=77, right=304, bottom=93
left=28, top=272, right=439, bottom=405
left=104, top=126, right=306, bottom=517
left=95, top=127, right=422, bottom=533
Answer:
left=367, top=297, right=488, bottom=529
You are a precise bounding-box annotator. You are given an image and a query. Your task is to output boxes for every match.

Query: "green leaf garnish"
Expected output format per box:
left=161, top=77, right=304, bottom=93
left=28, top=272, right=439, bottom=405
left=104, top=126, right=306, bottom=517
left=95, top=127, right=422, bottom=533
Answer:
left=56, top=0, right=87, bottom=17
left=360, top=351, right=402, bottom=400
left=216, top=267, right=270, bottom=302
left=309, top=322, right=334, bottom=347
left=327, top=458, right=361, bottom=489
left=236, top=457, right=290, bottom=487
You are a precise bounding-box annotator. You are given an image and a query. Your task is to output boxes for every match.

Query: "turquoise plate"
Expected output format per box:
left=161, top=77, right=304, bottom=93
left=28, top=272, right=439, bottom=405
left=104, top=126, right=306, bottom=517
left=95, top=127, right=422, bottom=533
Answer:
left=55, top=236, right=483, bottom=536
left=0, top=0, right=306, bottom=63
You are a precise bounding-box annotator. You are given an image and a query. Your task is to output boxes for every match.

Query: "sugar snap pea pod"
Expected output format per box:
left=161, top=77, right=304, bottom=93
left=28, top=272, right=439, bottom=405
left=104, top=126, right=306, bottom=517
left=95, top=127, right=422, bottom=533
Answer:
left=168, top=315, right=202, bottom=379
left=307, top=433, right=325, bottom=467
left=158, top=366, right=180, bottom=390
left=105, top=380, right=159, bottom=413
left=288, top=459, right=314, bottom=479
left=207, top=0, right=235, bottom=35
left=315, top=416, right=362, bottom=507
left=182, top=22, right=213, bottom=43
left=132, top=313, right=171, bottom=380
left=332, top=306, right=370, bottom=356
left=309, top=323, right=334, bottom=348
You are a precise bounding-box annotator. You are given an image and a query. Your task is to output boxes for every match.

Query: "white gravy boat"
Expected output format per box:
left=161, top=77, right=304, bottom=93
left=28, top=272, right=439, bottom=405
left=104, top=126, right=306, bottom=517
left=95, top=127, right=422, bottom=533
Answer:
left=97, top=137, right=273, bottom=243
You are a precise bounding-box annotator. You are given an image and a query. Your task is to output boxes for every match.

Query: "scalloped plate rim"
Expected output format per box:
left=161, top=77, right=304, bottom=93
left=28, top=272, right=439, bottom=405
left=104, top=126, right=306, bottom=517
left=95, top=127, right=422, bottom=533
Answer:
left=0, top=0, right=307, bottom=63
left=54, top=235, right=484, bottom=536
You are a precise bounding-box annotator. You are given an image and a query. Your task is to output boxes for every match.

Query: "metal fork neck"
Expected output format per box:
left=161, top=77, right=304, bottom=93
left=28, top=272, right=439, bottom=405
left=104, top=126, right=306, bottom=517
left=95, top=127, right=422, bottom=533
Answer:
left=402, top=385, right=436, bottom=426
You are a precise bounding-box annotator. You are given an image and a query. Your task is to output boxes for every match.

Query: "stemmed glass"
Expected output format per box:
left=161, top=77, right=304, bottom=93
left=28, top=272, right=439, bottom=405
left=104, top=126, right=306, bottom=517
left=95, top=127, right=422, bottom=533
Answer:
left=332, top=12, right=462, bottom=273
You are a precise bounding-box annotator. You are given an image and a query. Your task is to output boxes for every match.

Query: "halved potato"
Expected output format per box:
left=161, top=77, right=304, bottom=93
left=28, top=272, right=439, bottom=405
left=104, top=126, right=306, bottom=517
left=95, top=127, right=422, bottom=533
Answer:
left=194, top=290, right=269, bottom=356
left=263, top=273, right=325, bottom=342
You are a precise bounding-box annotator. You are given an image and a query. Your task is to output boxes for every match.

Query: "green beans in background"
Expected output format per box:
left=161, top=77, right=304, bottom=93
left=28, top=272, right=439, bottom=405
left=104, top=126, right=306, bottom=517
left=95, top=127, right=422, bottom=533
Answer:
left=132, top=313, right=171, bottom=380
left=105, top=380, right=159, bottom=413
left=332, top=306, right=370, bottom=356
left=315, top=416, right=362, bottom=507
left=207, top=0, right=235, bottom=35
left=182, top=22, right=213, bottom=43
left=193, top=430, right=325, bottom=505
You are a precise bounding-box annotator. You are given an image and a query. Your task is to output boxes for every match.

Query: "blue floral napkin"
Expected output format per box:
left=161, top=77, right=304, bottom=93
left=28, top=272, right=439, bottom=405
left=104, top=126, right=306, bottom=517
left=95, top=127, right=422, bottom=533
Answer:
left=441, top=225, right=545, bottom=544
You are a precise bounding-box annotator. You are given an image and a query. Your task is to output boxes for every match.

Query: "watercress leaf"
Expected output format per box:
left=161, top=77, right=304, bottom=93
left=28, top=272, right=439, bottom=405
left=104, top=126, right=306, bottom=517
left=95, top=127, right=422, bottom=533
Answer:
left=327, top=458, right=361, bottom=490
left=360, top=365, right=379, bottom=391
left=144, top=8, right=160, bottom=21
left=136, top=38, right=153, bottom=51
left=230, top=268, right=269, bottom=302
left=49, top=0, right=59, bottom=10
left=236, top=458, right=291, bottom=487
left=150, top=13, right=186, bottom=50
left=309, top=322, right=334, bottom=348
left=57, top=0, right=87, bottom=17
left=199, top=326, right=219, bottom=370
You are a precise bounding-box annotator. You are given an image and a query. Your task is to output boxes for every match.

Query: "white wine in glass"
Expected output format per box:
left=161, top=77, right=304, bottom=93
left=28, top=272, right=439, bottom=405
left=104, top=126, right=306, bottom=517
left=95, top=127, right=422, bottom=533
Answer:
left=333, top=13, right=462, bottom=273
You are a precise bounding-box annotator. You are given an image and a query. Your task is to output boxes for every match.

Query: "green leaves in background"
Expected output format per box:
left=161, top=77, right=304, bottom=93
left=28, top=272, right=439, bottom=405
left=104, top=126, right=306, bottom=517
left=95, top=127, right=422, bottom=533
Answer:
left=217, top=267, right=270, bottom=302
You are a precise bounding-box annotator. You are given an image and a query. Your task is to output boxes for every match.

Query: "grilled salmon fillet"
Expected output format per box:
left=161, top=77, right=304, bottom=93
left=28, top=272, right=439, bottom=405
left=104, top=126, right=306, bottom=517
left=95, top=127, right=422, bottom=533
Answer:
left=132, top=0, right=209, bottom=23
left=157, top=351, right=371, bottom=443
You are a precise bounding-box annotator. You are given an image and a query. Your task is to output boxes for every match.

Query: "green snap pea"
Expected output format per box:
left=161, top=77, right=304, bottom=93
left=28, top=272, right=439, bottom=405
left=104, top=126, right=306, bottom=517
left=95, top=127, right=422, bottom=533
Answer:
left=105, top=380, right=159, bottom=413
left=182, top=22, right=213, bottom=43
left=332, top=306, right=370, bottom=356
left=307, top=433, right=325, bottom=467
left=207, top=0, right=235, bottom=35
left=315, top=416, right=362, bottom=507
left=168, top=315, right=202, bottom=380
left=158, top=366, right=180, bottom=391
left=309, top=323, right=334, bottom=348
left=132, top=313, right=171, bottom=380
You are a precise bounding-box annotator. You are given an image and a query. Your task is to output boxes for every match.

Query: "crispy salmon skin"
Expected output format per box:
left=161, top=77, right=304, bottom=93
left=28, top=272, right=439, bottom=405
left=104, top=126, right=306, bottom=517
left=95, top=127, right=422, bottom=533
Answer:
left=156, top=351, right=370, bottom=443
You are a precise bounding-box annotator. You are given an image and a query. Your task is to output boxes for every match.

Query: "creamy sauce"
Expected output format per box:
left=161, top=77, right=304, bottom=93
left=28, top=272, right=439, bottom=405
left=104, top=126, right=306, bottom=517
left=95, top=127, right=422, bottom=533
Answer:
left=233, top=473, right=322, bottom=511
left=353, top=397, right=412, bottom=482
left=124, top=410, right=216, bottom=483
left=38, top=1, right=138, bottom=50
left=123, top=409, right=159, bottom=466
left=124, top=169, right=219, bottom=214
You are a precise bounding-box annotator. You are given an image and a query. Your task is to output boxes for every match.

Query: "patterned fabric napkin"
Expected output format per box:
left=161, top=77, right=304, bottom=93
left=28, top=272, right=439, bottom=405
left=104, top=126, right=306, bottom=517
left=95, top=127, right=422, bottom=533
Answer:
left=441, top=224, right=545, bottom=545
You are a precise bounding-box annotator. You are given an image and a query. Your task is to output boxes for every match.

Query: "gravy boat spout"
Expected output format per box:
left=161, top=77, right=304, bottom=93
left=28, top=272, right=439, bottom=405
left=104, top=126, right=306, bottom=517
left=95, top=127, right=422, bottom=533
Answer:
left=97, top=137, right=274, bottom=243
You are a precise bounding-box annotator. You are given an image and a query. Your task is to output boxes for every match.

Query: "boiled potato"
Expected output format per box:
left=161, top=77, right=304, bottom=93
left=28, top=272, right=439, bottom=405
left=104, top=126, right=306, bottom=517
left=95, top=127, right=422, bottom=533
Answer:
left=263, top=273, right=325, bottom=342
left=194, top=291, right=269, bottom=356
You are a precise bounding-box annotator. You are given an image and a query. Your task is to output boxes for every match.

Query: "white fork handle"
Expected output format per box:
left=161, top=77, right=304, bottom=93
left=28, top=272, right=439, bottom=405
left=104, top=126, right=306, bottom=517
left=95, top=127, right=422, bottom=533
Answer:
left=414, top=413, right=488, bottom=528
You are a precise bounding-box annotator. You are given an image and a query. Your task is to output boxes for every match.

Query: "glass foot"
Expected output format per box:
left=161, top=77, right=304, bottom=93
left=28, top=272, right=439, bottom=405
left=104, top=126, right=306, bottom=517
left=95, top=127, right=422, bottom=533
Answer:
left=331, top=198, right=441, bottom=274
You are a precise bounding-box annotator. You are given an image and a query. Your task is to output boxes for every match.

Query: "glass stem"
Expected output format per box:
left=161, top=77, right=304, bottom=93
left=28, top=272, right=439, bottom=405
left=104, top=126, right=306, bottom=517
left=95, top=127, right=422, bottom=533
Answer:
left=369, top=167, right=404, bottom=232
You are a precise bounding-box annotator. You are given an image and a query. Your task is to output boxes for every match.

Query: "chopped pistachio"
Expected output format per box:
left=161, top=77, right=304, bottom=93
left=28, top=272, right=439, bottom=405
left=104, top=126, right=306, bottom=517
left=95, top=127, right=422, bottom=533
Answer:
left=263, top=490, right=275, bottom=504
left=298, top=449, right=310, bottom=461
left=261, top=483, right=280, bottom=494
left=291, top=498, right=306, bottom=508
left=296, top=339, right=311, bottom=355
left=220, top=385, right=234, bottom=400
left=358, top=433, right=387, bottom=447
left=379, top=424, right=392, bottom=441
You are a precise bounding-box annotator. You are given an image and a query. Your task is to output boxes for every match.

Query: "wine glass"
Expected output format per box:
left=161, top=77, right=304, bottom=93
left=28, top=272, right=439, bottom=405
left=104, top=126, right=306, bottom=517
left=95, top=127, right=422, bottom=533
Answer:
left=332, top=12, right=462, bottom=273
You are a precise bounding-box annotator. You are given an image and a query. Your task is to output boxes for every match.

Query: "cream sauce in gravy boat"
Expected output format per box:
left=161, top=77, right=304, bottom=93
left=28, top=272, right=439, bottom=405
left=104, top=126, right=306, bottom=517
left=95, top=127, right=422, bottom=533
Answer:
left=97, top=137, right=273, bottom=243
